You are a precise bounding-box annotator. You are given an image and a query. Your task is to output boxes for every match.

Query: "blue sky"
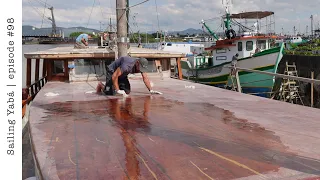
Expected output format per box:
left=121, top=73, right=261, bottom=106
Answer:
left=22, top=0, right=320, bottom=35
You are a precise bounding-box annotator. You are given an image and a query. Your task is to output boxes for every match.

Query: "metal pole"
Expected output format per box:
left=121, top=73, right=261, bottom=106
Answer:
left=109, top=18, right=112, bottom=32
left=311, top=71, right=314, bottom=107
left=311, top=15, right=313, bottom=38
left=116, top=0, right=128, bottom=58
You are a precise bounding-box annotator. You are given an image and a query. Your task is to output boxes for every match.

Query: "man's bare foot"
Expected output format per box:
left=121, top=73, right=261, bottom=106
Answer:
left=96, top=82, right=104, bottom=93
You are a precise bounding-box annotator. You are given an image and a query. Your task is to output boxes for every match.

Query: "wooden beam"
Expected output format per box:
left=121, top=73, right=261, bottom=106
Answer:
left=24, top=53, right=185, bottom=59
left=42, top=59, right=47, bottom=78
left=26, top=59, right=31, bottom=87
left=46, top=60, right=52, bottom=81
left=35, top=59, right=40, bottom=81
left=176, top=57, right=183, bottom=80
left=64, top=60, right=69, bottom=82
left=24, top=53, right=115, bottom=59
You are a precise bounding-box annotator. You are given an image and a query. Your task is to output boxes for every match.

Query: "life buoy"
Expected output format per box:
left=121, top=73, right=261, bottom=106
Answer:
left=226, top=29, right=236, bottom=39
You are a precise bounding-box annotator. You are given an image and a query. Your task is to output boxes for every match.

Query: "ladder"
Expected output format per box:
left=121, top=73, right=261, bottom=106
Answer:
left=278, top=62, right=304, bottom=105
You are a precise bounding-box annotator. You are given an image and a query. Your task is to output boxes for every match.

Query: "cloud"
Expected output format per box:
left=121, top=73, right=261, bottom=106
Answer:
left=23, top=0, right=320, bottom=35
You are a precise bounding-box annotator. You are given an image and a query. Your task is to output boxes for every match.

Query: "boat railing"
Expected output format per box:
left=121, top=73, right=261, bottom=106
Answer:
left=23, top=76, right=48, bottom=107
left=226, top=65, right=320, bottom=107
left=23, top=58, right=48, bottom=119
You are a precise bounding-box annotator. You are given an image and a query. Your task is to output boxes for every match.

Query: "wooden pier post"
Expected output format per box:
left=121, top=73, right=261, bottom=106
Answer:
left=42, top=59, right=47, bottom=78
left=35, top=59, right=40, bottom=81
left=35, top=59, right=40, bottom=92
left=176, top=57, right=183, bottom=80
left=46, top=60, right=53, bottom=81
left=26, top=58, right=31, bottom=87
left=311, top=71, right=314, bottom=107
left=64, top=60, right=69, bottom=81
left=116, top=0, right=128, bottom=57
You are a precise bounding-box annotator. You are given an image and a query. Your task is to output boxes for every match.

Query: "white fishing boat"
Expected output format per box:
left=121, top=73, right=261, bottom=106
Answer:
left=180, top=1, right=284, bottom=97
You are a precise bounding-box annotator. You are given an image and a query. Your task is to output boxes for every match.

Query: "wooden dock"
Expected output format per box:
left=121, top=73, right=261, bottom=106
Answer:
left=28, top=78, right=320, bottom=180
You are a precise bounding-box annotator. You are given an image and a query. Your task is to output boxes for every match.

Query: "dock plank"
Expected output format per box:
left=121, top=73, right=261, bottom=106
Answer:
left=28, top=78, right=320, bottom=180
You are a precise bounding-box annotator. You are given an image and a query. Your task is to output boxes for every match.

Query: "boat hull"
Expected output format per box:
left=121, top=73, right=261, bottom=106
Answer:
left=181, top=44, right=284, bottom=97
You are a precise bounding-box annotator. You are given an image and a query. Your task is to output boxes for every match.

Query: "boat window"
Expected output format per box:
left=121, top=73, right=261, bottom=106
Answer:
left=216, top=56, right=227, bottom=60
left=238, top=42, right=242, bottom=51
left=246, top=41, right=253, bottom=51
left=167, top=43, right=172, bottom=46
left=257, top=40, right=266, bottom=50
left=216, top=49, right=226, bottom=54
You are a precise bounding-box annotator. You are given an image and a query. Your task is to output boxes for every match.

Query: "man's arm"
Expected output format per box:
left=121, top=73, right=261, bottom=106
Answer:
left=81, top=38, right=88, bottom=46
left=112, top=67, right=122, bottom=91
left=141, top=72, right=152, bottom=91
left=112, top=67, right=128, bottom=97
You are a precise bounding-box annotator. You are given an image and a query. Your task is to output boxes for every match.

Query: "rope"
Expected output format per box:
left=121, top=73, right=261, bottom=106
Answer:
left=40, top=0, right=48, bottom=28
left=202, top=16, right=222, bottom=22
left=116, top=0, right=150, bottom=9
left=33, top=0, right=52, bottom=8
left=27, top=0, right=52, bottom=25
left=86, top=0, right=96, bottom=28
left=129, top=0, right=150, bottom=9
left=97, top=0, right=106, bottom=22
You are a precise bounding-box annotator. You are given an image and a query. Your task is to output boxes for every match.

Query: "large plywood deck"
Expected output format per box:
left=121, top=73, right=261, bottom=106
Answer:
left=28, top=78, right=320, bottom=180
left=24, top=46, right=185, bottom=59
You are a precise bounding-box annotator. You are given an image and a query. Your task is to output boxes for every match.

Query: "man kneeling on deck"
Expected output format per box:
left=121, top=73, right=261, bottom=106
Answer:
left=74, top=33, right=92, bottom=49
left=96, top=56, right=162, bottom=97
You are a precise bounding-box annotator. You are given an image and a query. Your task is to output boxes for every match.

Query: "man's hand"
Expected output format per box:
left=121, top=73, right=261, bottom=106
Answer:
left=150, top=90, right=162, bottom=95
left=116, top=90, right=128, bottom=97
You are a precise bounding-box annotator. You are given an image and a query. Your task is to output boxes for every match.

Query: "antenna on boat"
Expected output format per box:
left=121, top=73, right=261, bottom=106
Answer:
left=222, top=0, right=233, bottom=14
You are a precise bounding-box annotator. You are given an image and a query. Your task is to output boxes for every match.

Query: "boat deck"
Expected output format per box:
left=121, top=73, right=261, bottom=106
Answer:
left=28, top=78, right=320, bottom=180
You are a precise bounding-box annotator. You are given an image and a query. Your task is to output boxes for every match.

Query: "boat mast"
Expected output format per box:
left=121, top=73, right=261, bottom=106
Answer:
left=222, top=0, right=236, bottom=39
left=200, top=0, right=234, bottom=41
left=224, top=6, right=231, bottom=31
left=222, top=0, right=232, bottom=31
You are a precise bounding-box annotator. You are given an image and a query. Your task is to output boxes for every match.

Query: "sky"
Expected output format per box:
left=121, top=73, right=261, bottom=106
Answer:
left=22, top=0, right=320, bottom=35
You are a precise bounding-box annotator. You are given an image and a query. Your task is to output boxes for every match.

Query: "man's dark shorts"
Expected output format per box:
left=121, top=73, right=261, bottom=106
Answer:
left=103, top=69, right=131, bottom=95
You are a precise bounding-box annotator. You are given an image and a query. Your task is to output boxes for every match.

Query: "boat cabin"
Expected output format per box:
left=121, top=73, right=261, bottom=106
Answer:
left=158, top=42, right=204, bottom=56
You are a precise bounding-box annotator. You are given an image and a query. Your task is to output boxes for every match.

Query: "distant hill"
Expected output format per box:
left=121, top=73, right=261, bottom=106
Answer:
left=22, top=25, right=214, bottom=37
left=169, top=28, right=204, bottom=35
left=22, top=25, right=101, bottom=37
left=146, top=28, right=205, bottom=36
